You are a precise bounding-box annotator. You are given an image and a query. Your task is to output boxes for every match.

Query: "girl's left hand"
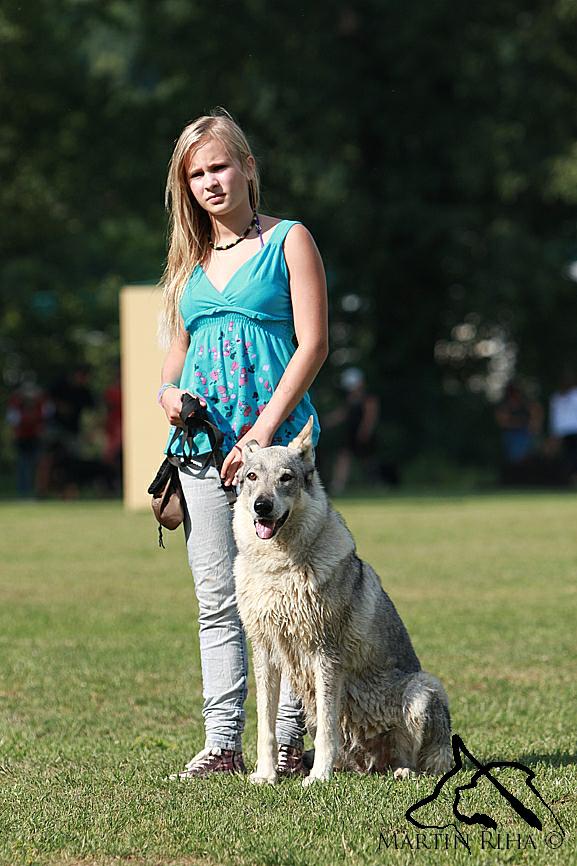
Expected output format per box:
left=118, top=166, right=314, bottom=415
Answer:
left=220, top=425, right=273, bottom=486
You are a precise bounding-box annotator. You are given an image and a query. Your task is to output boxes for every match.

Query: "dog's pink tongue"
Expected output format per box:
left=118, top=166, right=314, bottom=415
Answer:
left=255, top=520, right=275, bottom=540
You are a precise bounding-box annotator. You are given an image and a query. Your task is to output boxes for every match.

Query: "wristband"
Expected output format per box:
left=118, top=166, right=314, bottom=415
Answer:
left=157, top=382, right=178, bottom=404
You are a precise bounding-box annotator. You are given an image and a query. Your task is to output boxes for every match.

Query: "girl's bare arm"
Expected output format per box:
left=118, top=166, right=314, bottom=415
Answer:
left=159, top=321, right=206, bottom=426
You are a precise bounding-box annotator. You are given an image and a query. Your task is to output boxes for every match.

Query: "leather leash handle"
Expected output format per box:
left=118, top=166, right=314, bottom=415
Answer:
left=180, top=392, right=202, bottom=424
left=167, top=393, right=225, bottom=471
left=166, top=393, right=202, bottom=459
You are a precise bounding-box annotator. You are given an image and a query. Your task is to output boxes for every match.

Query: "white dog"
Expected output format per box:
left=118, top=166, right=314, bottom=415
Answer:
left=233, top=418, right=452, bottom=786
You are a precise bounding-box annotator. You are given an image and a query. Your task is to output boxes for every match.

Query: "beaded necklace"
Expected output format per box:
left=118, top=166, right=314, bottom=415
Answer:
left=209, top=211, right=264, bottom=251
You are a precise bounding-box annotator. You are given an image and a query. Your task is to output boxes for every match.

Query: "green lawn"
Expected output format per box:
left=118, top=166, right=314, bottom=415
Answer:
left=0, top=494, right=575, bottom=866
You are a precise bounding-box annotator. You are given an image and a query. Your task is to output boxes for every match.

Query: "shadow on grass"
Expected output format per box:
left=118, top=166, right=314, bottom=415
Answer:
left=518, top=751, right=577, bottom=769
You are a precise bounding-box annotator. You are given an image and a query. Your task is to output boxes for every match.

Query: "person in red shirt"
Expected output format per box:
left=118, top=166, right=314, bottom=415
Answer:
left=6, top=382, right=47, bottom=497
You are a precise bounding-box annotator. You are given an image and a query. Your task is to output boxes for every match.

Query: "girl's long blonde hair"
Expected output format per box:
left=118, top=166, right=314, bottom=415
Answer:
left=159, top=108, right=261, bottom=346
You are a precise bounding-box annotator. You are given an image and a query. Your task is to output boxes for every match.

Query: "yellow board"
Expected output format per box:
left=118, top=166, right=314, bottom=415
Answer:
left=120, top=284, right=168, bottom=510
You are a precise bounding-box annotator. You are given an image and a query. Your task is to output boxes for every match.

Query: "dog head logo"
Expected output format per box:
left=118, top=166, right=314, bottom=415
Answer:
left=405, top=735, right=565, bottom=850
left=237, top=417, right=318, bottom=541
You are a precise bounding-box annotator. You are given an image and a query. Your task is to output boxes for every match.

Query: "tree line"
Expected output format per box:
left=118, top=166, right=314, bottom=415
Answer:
left=2, top=0, right=577, bottom=474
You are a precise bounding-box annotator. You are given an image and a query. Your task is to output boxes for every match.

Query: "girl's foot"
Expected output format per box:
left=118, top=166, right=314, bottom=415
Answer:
left=276, top=744, right=313, bottom=777
left=168, top=747, right=246, bottom=779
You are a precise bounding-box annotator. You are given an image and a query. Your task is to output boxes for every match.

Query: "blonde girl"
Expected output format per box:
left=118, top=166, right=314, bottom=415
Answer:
left=159, top=109, right=328, bottom=777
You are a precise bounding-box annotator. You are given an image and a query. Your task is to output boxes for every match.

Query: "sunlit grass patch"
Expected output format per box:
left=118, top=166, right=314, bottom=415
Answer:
left=0, top=495, right=575, bottom=865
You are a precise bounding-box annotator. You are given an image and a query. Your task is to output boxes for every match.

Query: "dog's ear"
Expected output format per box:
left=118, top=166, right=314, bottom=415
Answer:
left=242, top=439, right=261, bottom=460
left=288, top=416, right=315, bottom=464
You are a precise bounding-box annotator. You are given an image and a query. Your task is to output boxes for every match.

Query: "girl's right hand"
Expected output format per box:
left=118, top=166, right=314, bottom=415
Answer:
left=160, top=388, right=207, bottom=426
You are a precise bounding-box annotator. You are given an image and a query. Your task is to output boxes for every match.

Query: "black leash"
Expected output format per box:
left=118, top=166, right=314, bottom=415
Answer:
left=166, top=393, right=225, bottom=474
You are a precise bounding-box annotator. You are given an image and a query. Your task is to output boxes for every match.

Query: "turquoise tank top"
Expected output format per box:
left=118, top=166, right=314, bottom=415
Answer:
left=167, top=219, right=321, bottom=457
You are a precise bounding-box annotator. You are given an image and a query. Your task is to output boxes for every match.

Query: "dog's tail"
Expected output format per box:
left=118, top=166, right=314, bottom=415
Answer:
left=402, top=673, right=453, bottom=775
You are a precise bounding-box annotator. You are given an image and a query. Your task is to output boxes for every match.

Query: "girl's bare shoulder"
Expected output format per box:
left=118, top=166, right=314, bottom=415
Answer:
left=258, top=214, right=316, bottom=254
left=257, top=213, right=283, bottom=234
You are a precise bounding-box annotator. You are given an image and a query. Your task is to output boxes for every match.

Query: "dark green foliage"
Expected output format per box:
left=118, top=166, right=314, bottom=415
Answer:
left=2, top=0, right=577, bottom=467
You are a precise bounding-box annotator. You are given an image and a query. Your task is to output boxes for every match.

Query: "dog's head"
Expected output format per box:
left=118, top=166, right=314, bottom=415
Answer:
left=237, top=416, right=316, bottom=541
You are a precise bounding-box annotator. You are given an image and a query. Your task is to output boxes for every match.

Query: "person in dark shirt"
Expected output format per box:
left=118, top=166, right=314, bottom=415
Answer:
left=37, top=365, right=96, bottom=495
left=495, top=381, right=542, bottom=464
left=326, top=367, right=380, bottom=495
left=50, top=365, right=95, bottom=437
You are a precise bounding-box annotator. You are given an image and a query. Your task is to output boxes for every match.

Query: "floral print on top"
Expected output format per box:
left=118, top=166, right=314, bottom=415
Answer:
left=166, top=220, right=321, bottom=458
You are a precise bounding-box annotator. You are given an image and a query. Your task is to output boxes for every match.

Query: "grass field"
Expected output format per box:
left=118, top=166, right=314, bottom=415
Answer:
left=0, top=494, right=575, bottom=866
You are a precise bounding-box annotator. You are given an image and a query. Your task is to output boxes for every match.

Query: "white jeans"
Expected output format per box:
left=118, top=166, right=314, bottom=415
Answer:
left=179, top=461, right=306, bottom=752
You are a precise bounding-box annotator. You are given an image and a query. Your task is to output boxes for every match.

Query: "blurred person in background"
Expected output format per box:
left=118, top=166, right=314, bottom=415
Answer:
left=6, top=380, right=48, bottom=497
left=494, top=380, right=542, bottom=466
left=157, top=110, right=328, bottom=778
left=50, top=364, right=95, bottom=440
left=325, top=367, right=380, bottom=495
left=548, top=370, right=577, bottom=484
left=37, top=364, right=96, bottom=496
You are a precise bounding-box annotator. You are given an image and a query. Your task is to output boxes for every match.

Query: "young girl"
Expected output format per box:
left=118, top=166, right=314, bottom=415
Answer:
left=159, top=109, right=328, bottom=778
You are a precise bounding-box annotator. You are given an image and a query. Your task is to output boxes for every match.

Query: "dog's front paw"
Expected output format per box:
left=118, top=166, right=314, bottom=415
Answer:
left=302, top=768, right=332, bottom=788
left=393, top=767, right=412, bottom=781
left=250, top=770, right=278, bottom=786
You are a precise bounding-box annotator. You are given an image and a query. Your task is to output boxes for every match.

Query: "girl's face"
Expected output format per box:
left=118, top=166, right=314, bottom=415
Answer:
left=185, top=137, right=254, bottom=216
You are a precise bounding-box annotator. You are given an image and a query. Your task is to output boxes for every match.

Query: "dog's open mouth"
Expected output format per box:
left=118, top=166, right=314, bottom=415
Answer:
left=254, top=510, right=289, bottom=540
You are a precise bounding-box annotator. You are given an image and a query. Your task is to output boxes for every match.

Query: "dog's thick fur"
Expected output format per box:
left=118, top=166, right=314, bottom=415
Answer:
left=233, top=418, right=453, bottom=786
